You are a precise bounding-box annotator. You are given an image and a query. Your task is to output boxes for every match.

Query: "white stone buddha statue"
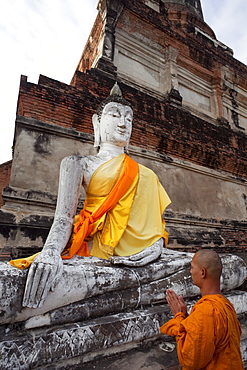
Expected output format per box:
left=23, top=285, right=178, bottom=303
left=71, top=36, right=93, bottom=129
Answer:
left=1, top=84, right=245, bottom=325
left=21, top=83, right=171, bottom=308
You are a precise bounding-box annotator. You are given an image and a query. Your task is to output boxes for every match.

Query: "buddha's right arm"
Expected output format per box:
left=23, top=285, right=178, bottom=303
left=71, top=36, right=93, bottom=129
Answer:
left=23, top=155, right=84, bottom=308
left=43, top=155, right=84, bottom=254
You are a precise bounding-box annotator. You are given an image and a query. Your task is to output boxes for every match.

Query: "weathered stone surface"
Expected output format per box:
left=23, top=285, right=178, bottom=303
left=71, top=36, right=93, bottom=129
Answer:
left=39, top=320, right=247, bottom=370
left=0, top=292, right=246, bottom=370
left=0, top=250, right=246, bottom=326
left=0, top=307, right=168, bottom=370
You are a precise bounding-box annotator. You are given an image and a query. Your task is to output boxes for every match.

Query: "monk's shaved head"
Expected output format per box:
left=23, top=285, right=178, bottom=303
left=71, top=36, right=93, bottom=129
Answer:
left=194, top=249, right=222, bottom=279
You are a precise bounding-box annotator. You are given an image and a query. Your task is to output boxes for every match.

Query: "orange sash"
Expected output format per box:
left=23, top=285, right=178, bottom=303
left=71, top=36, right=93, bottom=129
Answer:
left=62, top=154, right=139, bottom=259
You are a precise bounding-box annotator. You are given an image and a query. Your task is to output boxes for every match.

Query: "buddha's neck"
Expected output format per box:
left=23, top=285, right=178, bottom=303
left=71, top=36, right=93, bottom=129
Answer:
left=98, top=143, right=125, bottom=157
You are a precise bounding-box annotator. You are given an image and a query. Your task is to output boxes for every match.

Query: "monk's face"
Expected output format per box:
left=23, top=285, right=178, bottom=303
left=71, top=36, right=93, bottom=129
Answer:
left=190, top=254, right=202, bottom=287
left=100, top=102, right=133, bottom=147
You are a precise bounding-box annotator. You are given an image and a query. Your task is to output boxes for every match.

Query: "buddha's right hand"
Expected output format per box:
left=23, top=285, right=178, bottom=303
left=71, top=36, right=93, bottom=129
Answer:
left=22, top=248, right=63, bottom=308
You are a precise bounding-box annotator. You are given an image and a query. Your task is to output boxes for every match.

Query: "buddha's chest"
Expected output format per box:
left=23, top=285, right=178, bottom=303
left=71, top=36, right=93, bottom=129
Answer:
left=82, top=155, right=114, bottom=191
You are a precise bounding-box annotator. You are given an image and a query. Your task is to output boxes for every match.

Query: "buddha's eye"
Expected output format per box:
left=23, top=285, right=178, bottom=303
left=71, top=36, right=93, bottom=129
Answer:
left=108, top=109, right=120, bottom=118
left=125, top=114, right=132, bottom=124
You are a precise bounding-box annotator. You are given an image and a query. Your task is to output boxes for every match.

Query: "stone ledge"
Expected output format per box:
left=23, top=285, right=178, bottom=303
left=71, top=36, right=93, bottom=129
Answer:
left=16, top=115, right=94, bottom=142
left=1, top=298, right=246, bottom=370
left=0, top=306, right=168, bottom=369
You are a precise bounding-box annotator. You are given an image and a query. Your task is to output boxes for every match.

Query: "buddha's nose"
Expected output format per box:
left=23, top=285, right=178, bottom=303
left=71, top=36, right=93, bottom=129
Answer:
left=118, top=118, right=126, bottom=128
left=118, top=123, right=126, bottom=128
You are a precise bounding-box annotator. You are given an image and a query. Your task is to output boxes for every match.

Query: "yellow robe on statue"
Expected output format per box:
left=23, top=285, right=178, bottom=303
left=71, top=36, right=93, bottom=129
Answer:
left=84, top=153, right=171, bottom=259
left=9, top=153, right=171, bottom=267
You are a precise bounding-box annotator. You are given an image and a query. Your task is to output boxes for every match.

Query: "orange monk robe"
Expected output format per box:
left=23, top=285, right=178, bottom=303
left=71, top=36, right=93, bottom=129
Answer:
left=160, top=294, right=244, bottom=370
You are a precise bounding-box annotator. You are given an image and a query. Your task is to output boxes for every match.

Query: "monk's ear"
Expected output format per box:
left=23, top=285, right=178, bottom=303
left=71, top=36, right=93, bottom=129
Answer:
left=92, top=114, right=100, bottom=147
left=201, top=268, right=206, bottom=279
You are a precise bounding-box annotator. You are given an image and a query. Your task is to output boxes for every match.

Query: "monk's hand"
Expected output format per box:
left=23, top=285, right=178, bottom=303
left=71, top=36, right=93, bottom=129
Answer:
left=166, top=289, right=188, bottom=316
left=22, top=248, right=63, bottom=308
left=109, top=239, right=163, bottom=267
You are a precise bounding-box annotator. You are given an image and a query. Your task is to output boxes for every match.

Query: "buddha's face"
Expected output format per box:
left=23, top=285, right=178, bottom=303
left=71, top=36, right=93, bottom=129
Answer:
left=99, top=102, right=133, bottom=147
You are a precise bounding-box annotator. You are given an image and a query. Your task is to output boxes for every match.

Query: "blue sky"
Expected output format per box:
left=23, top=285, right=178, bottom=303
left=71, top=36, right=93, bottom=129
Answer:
left=1, top=0, right=247, bottom=163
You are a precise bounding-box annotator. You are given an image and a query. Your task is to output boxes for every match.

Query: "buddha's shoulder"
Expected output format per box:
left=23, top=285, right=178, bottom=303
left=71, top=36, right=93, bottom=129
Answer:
left=138, top=163, right=157, bottom=177
left=61, top=154, right=102, bottom=165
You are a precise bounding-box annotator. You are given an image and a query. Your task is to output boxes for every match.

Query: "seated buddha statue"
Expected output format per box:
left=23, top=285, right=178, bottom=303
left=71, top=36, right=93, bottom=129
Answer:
left=12, top=83, right=171, bottom=309
left=3, top=84, right=245, bottom=325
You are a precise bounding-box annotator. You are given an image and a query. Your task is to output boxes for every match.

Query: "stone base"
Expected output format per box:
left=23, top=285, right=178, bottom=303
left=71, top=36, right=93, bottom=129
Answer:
left=37, top=336, right=180, bottom=370
left=1, top=306, right=169, bottom=369
left=1, top=291, right=246, bottom=369
left=64, top=321, right=247, bottom=370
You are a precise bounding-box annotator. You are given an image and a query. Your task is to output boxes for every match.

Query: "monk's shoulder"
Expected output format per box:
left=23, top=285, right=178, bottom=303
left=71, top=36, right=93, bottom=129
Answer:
left=193, top=297, right=215, bottom=316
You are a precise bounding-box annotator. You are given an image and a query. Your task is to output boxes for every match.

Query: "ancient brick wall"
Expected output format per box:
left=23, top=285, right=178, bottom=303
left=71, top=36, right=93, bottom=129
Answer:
left=17, top=69, right=247, bottom=179
left=0, top=160, right=12, bottom=260
left=115, top=5, right=247, bottom=93
left=17, top=75, right=93, bottom=134
left=75, top=12, right=104, bottom=74
left=0, top=160, right=12, bottom=207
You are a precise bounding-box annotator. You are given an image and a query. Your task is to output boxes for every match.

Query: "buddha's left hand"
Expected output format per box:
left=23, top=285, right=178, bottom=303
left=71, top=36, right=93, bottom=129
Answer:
left=109, top=238, right=163, bottom=267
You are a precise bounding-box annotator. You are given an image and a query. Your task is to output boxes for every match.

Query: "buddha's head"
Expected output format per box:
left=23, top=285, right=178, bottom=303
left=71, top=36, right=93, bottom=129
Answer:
left=92, top=83, right=133, bottom=150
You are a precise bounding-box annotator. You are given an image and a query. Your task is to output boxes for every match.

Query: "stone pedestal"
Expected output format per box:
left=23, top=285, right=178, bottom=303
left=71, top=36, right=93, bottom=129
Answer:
left=0, top=292, right=246, bottom=369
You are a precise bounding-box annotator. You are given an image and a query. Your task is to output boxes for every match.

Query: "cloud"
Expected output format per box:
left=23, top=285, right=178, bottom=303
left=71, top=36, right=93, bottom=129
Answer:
left=0, top=0, right=247, bottom=164
left=0, top=0, right=97, bottom=163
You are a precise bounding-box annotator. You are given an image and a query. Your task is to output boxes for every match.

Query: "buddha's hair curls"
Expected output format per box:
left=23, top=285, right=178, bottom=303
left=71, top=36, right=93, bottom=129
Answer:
left=96, top=83, right=132, bottom=120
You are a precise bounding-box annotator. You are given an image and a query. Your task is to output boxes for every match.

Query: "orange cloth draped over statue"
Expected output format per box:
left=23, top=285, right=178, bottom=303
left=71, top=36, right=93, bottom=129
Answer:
left=9, top=153, right=171, bottom=267
left=62, top=153, right=139, bottom=259
left=160, top=294, right=244, bottom=369
left=64, top=153, right=171, bottom=260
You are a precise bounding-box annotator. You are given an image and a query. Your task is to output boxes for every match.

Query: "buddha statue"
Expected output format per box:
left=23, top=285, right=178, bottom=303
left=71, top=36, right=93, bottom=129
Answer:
left=1, top=84, right=246, bottom=325
left=11, top=83, right=171, bottom=309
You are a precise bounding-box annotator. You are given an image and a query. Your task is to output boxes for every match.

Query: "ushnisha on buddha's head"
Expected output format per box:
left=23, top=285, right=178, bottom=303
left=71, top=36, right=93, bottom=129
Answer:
left=92, top=83, right=133, bottom=150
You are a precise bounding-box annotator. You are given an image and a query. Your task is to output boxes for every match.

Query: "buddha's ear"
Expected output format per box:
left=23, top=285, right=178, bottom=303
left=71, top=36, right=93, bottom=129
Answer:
left=92, top=114, right=100, bottom=147
left=125, top=123, right=132, bottom=154
left=125, top=139, right=130, bottom=154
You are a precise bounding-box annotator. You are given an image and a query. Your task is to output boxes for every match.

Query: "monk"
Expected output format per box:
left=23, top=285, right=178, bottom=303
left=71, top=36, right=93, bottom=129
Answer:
left=13, top=83, right=171, bottom=309
left=160, top=249, right=244, bottom=369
